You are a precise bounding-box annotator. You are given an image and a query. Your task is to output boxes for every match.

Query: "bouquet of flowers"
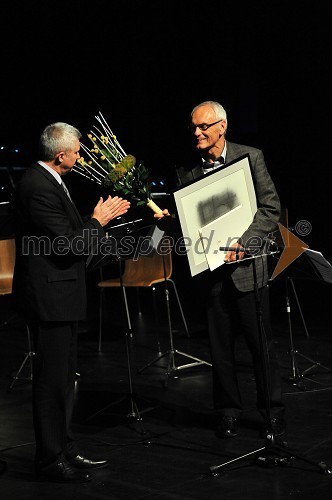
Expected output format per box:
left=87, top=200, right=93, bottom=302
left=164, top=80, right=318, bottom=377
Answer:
left=74, top=112, right=162, bottom=214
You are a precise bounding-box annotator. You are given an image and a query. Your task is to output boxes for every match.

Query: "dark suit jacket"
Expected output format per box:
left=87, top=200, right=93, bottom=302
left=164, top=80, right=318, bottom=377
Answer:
left=13, top=162, right=104, bottom=322
left=176, top=141, right=281, bottom=293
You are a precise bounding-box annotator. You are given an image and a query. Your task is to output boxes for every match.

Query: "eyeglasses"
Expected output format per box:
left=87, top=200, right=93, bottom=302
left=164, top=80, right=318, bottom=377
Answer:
left=188, top=119, right=223, bottom=133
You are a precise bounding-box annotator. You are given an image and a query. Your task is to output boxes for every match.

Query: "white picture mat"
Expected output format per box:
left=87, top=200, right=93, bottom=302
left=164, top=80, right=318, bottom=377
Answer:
left=199, top=205, right=245, bottom=271
left=173, top=155, right=257, bottom=276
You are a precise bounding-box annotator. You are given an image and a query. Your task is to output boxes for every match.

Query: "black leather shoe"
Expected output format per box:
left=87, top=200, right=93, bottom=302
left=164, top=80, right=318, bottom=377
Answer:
left=68, top=454, right=109, bottom=469
left=260, top=417, right=287, bottom=438
left=216, top=416, right=238, bottom=438
left=36, top=460, right=92, bottom=483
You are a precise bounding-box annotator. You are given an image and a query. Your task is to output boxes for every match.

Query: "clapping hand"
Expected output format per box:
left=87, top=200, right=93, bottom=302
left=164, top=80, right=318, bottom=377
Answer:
left=92, top=195, right=131, bottom=227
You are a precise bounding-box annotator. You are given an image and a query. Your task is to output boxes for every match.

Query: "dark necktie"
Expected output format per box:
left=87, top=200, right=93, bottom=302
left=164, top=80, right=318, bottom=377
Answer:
left=203, top=156, right=225, bottom=169
left=61, top=180, right=72, bottom=201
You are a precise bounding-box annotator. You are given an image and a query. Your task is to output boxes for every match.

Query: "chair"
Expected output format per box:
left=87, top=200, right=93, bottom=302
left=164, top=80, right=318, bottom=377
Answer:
left=97, top=246, right=189, bottom=352
left=0, top=237, right=34, bottom=390
left=0, top=238, right=16, bottom=296
left=98, top=243, right=212, bottom=383
left=0, top=237, right=17, bottom=330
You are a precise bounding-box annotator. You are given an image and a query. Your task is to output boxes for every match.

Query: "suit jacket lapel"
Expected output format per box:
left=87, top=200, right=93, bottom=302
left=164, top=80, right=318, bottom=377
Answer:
left=191, top=164, right=204, bottom=179
left=225, top=141, right=237, bottom=163
left=225, top=142, right=245, bottom=164
left=32, top=163, right=84, bottom=225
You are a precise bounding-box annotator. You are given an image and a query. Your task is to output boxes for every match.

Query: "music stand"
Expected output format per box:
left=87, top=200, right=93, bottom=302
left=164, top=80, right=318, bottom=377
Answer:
left=276, top=248, right=332, bottom=390
left=87, top=218, right=158, bottom=434
left=88, top=217, right=144, bottom=344
left=209, top=246, right=331, bottom=475
left=8, top=325, right=34, bottom=391
left=136, top=231, right=212, bottom=387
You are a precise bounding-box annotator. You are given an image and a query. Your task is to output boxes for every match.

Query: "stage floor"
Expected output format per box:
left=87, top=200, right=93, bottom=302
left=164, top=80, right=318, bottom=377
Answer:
left=1, top=277, right=332, bottom=499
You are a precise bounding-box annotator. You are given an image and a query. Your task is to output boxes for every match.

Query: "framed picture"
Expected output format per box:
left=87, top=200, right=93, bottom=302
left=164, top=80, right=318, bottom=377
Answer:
left=173, top=154, right=257, bottom=276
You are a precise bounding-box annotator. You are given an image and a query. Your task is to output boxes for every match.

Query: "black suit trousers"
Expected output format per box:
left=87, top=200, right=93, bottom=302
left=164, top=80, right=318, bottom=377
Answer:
left=29, top=321, right=79, bottom=467
left=207, top=277, right=285, bottom=419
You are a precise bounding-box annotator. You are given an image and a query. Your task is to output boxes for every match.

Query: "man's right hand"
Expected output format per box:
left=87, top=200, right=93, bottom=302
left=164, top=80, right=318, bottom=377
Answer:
left=92, top=196, right=131, bottom=227
left=153, top=208, right=170, bottom=219
left=224, top=242, right=245, bottom=263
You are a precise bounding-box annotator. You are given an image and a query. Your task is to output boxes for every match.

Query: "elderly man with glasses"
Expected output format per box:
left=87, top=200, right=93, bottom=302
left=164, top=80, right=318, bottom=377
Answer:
left=176, top=100, right=286, bottom=440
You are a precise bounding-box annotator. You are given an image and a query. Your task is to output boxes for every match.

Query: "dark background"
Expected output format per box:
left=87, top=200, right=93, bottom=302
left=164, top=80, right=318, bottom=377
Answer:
left=1, top=5, right=332, bottom=495
left=0, top=0, right=331, bottom=259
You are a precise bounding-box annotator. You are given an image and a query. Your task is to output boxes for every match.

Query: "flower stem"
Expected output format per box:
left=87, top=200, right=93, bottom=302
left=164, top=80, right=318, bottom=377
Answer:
left=146, top=198, right=163, bottom=214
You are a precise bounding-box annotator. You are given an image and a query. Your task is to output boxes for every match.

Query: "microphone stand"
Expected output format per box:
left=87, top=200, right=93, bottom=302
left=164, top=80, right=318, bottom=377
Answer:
left=86, top=256, right=148, bottom=434
left=209, top=246, right=331, bottom=476
left=137, top=246, right=212, bottom=386
left=118, top=256, right=155, bottom=431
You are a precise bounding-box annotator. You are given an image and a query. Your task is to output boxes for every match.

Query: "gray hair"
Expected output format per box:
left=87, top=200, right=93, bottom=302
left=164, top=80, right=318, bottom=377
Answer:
left=38, top=122, right=82, bottom=161
left=191, top=100, right=227, bottom=122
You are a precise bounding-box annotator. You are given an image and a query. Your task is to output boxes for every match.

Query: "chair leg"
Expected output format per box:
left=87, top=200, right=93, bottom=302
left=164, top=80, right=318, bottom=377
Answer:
left=98, top=288, right=104, bottom=352
left=151, top=286, right=162, bottom=352
left=99, top=287, right=133, bottom=352
left=152, top=286, right=159, bottom=325
left=167, top=279, right=190, bottom=337
left=0, top=312, right=19, bottom=330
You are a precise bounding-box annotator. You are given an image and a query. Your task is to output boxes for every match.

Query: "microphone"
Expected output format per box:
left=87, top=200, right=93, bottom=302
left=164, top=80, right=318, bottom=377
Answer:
left=219, top=241, right=280, bottom=255
left=219, top=246, right=245, bottom=253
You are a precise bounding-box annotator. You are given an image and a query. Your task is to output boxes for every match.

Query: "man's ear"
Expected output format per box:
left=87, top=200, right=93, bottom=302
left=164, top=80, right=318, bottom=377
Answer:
left=55, top=151, right=65, bottom=164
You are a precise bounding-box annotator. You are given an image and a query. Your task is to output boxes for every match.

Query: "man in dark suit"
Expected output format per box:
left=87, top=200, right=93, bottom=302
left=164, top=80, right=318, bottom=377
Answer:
left=176, top=101, right=286, bottom=439
left=13, top=122, right=130, bottom=482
